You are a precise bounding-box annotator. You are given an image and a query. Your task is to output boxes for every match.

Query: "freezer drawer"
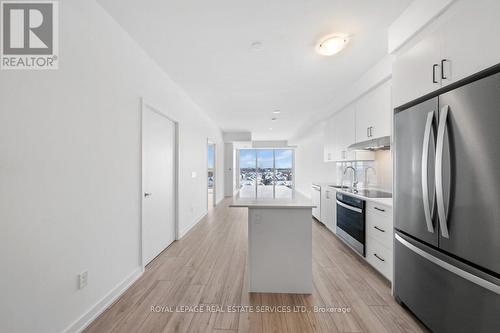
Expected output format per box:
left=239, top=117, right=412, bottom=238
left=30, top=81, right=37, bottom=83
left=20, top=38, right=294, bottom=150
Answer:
left=394, top=232, right=500, bottom=333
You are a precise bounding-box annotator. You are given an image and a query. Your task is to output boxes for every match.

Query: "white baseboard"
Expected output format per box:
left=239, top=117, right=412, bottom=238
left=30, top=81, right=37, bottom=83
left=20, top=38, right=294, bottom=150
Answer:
left=63, top=267, right=143, bottom=333
left=178, top=212, right=207, bottom=239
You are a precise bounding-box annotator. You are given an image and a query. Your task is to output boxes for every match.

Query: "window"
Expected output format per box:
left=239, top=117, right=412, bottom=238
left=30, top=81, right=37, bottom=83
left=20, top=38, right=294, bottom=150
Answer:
left=239, top=148, right=294, bottom=198
left=207, top=144, right=215, bottom=189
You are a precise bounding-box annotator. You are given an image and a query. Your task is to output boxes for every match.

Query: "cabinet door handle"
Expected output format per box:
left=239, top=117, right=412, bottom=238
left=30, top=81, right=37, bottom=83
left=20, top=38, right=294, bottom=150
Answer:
left=432, top=64, right=439, bottom=83
left=374, top=253, right=385, bottom=262
left=374, top=226, right=386, bottom=233
left=370, top=126, right=374, bottom=137
left=441, top=59, right=448, bottom=80
left=367, top=127, right=370, bottom=138
left=374, top=206, right=385, bottom=212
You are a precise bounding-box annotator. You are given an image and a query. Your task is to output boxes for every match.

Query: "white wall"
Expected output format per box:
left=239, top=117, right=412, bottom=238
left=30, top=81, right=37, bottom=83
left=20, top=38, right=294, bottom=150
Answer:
left=388, top=0, right=454, bottom=53
left=291, top=122, right=337, bottom=197
left=0, top=1, right=223, bottom=333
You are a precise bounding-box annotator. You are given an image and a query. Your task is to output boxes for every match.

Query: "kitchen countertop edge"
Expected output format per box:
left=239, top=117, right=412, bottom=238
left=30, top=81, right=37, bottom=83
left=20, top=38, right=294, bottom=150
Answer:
left=230, top=190, right=316, bottom=209
left=334, top=188, right=393, bottom=207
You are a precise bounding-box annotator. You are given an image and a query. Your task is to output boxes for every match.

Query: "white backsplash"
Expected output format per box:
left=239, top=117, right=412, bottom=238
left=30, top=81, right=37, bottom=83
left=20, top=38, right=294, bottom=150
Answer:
left=335, top=150, right=392, bottom=192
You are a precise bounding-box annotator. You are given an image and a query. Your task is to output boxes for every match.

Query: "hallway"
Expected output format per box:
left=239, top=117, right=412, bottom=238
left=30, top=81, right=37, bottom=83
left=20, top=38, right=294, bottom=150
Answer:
left=85, top=199, right=424, bottom=333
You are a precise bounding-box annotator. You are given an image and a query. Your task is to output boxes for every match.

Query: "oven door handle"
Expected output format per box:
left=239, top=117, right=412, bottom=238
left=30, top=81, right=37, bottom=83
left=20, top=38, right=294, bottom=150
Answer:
left=336, top=200, right=362, bottom=213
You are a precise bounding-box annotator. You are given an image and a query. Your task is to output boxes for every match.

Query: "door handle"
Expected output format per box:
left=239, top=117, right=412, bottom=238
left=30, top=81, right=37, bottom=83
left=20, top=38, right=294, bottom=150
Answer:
left=432, top=64, right=439, bottom=84
left=436, top=105, right=450, bottom=238
left=374, top=206, right=386, bottom=212
left=367, top=127, right=370, bottom=138
left=144, top=192, right=152, bottom=198
left=374, top=226, right=385, bottom=233
left=373, top=253, right=385, bottom=262
left=441, top=59, right=449, bottom=80
left=421, top=111, right=435, bottom=233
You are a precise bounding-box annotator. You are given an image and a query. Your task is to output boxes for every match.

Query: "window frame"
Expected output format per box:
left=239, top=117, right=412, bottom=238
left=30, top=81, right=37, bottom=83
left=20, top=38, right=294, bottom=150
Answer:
left=238, top=148, right=295, bottom=198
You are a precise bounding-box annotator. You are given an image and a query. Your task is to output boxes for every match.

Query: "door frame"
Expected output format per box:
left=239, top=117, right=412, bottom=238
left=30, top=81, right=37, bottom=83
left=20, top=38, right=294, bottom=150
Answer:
left=207, top=139, right=216, bottom=209
left=140, top=98, right=179, bottom=269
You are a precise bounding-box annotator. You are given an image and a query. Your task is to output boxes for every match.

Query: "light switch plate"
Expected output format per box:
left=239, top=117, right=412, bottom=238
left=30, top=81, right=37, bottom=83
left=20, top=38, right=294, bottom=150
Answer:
left=79, top=270, right=88, bottom=289
left=191, top=172, right=197, bottom=178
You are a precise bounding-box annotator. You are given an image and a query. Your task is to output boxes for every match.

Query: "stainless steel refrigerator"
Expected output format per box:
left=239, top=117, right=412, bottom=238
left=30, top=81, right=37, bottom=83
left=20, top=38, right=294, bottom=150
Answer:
left=394, top=68, right=500, bottom=332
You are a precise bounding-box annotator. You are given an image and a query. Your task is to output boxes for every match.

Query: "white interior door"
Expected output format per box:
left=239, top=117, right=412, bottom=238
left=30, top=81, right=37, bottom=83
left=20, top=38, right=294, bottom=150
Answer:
left=142, top=106, right=176, bottom=265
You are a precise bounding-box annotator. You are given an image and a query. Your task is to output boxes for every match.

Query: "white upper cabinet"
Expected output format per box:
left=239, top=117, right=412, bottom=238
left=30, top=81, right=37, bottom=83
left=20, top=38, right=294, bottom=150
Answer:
left=392, top=32, right=441, bottom=107
left=355, top=80, right=392, bottom=142
left=393, top=0, right=500, bottom=107
left=324, top=105, right=374, bottom=162
left=439, top=0, right=500, bottom=87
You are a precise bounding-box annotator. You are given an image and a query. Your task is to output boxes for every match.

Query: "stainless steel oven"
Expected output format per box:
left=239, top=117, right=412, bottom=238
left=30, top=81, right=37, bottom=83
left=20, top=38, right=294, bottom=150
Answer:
left=336, top=192, right=365, bottom=256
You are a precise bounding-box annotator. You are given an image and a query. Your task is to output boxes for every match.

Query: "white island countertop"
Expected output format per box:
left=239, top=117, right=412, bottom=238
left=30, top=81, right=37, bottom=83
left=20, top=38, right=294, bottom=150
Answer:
left=230, top=191, right=316, bottom=208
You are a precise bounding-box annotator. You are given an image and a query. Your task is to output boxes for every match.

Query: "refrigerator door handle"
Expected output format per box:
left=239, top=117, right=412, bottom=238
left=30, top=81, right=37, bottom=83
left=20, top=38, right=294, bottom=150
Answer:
left=421, top=111, right=435, bottom=233
left=436, top=105, right=450, bottom=238
left=395, top=234, right=500, bottom=295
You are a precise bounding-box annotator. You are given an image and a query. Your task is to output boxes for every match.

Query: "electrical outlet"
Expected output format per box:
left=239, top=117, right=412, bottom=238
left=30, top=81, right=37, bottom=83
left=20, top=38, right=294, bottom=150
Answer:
left=78, top=270, right=88, bottom=290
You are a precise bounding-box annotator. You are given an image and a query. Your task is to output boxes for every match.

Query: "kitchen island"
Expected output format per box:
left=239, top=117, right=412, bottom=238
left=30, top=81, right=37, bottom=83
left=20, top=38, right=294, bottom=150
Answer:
left=230, top=191, right=315, bottom=294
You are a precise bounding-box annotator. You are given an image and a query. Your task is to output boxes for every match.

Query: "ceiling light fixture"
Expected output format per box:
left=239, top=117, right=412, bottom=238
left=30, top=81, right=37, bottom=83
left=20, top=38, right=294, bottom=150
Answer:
left=316, top=34, right=349, bottom=56
left=251, top=41, right=263, bottom=51
left=272, top=110, right=281, bottom=114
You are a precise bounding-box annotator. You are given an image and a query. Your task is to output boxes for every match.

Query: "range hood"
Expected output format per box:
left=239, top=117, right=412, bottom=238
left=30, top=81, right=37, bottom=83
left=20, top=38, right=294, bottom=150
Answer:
left=348, top=136, right=391, bottom=151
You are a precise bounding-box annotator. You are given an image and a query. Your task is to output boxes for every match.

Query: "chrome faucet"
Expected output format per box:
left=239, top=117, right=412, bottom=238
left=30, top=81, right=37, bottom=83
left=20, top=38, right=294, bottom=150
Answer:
left=364, top=166, right=376, bottom=188
left=342, top=166, right=358, bottom=191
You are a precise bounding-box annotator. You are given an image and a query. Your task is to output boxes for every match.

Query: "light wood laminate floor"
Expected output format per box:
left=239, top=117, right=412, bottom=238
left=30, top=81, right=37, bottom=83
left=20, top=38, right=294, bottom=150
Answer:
left=85, top=199, right=426, bottom=333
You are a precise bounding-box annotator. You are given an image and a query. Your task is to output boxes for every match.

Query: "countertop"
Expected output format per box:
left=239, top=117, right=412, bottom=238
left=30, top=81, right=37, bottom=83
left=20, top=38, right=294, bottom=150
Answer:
left=336, top=188, right=393, bottom=207
left=230, top=191, right=316, bottom=208
left=312, top=182, right=340, bottom=188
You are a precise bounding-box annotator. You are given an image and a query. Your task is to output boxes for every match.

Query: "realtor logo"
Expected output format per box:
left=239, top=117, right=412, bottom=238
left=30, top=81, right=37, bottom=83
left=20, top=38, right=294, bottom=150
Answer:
left=1, top=1, right=58, bottom=69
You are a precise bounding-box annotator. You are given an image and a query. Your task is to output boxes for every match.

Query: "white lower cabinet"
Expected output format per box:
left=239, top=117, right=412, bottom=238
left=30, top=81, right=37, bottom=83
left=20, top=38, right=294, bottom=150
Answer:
left=321, top=187, right=337, bottom=233
left=366, top=236, right=393, bottom=281
left=365, top=202, right=393, bottom=281
left=311, top=186, right=321, bottom=220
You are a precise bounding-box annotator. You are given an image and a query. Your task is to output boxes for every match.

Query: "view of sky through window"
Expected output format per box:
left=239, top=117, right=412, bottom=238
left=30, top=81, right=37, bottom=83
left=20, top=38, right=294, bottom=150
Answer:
left=239, top=149, right=293, bottom=198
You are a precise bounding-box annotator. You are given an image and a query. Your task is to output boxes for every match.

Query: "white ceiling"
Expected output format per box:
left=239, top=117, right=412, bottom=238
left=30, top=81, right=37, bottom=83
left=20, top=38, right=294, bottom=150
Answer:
left=98, top=0, right=411, bottom=140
